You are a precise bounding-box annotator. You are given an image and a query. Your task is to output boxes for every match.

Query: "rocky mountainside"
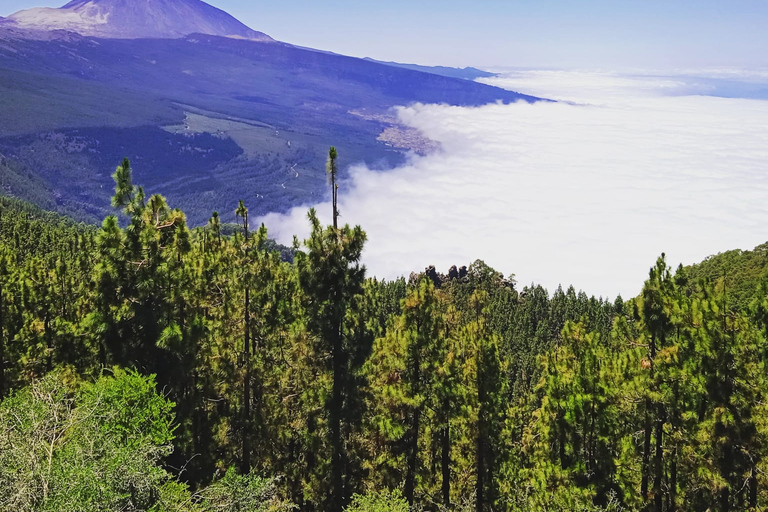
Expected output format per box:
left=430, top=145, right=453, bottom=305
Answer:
left=3, top=0, right=273, bottom=40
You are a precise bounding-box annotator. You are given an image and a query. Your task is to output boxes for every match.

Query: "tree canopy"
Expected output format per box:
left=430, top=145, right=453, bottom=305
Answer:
left=2, top=156, right=768, bottom=512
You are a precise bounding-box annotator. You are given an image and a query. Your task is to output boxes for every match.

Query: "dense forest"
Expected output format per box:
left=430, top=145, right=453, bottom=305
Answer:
left=2, top=152, right=768, bottom=512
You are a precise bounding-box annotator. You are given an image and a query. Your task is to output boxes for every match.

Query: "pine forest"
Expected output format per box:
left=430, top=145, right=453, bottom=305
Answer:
left=2, top=151, right=768, bottom=512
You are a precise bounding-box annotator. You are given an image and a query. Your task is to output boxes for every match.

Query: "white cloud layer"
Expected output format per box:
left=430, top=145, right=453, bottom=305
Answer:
left=259, top=71, right=768, bottom=299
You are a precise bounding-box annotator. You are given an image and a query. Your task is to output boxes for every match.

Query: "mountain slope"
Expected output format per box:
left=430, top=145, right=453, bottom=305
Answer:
left=0, top=32, right=540, bottom=225
left=0, top=1, right=542, bottom=226
left=363, top=58, right=498, bottom=81
left=5, top=0, right=273, bottom=40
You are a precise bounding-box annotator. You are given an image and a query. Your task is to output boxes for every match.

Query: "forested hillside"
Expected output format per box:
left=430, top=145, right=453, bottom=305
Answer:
left=2, top=154, right=768, bottom=512
left=686, top=242, right=768, bottom=311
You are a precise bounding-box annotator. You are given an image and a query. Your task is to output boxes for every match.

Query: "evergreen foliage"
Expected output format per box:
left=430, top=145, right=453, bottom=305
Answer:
left=2, top=155, right=768, bottom=511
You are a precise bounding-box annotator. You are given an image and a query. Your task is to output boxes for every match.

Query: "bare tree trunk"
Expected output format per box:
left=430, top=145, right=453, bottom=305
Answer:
left=405, top=341, right=422, bottom=507
left=669, top=448, right=677, bottom=512
left=330, top=326, right=345, bottom=512
left=720, top=486, right=730, bottom=512
left=405, top=407, right=421, bottom=505
left=641, top=409, right=651, bottom=502
left=333, top=183, right=338, bottom=230
left=653, top=408, right=664, bottom=512
left=441, top=417, right=451, bottom=508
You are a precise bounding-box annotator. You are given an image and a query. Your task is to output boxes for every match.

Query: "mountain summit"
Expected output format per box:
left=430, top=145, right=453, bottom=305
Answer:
left=4, top=0, right=273, bottom=41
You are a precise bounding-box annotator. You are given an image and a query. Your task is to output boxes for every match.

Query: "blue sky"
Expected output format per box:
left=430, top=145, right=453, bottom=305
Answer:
left=3, top=0, right=768, bottom=69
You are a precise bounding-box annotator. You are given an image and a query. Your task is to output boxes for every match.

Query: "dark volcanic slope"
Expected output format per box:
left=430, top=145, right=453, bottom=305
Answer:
left=0, top=33, right=539, bottom=225
left=6, top=0, right=273, bottom=40
left=0, top=34, right=534, bottom=111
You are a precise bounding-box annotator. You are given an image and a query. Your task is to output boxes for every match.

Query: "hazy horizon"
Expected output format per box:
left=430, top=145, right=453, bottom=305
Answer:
left=3, top=0, right=768, bottom=70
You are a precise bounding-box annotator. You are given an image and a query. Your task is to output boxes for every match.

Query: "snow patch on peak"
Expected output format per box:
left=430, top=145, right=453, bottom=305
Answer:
left=9, top=6, right=110, bottom=31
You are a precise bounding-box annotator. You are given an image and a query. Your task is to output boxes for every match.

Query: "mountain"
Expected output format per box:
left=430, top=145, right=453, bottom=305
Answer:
left=363, top=58, right=498, bottom=81
left=0, top=1, right=541, bottom=227
left=4, top=0, right=273, bottom=40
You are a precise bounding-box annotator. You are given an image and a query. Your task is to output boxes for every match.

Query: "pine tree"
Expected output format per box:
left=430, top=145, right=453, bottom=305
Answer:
left=464, top=291, right=506, bottom=512
left=637, top=255, right=674, bottom=511
left=327, top=147, right=339, bottom=230
left=236, top=200, right=252, bottom=473
left=364, top=277, right=446, bottom=506
left=296, top=152, right=367, bottom=510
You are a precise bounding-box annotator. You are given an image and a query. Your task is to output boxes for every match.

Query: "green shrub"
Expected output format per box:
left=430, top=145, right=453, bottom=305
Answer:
left=345, top=490, right=410, bottom=512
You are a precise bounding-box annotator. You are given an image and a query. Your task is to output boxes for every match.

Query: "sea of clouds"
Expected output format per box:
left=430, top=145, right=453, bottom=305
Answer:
left=259, top=69, right=768, bottom=299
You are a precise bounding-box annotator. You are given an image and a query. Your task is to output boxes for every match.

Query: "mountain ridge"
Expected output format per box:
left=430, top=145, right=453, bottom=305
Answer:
left=363, top=57, right=498, bottom=81
left=4, top=0, right=273, bottom=41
